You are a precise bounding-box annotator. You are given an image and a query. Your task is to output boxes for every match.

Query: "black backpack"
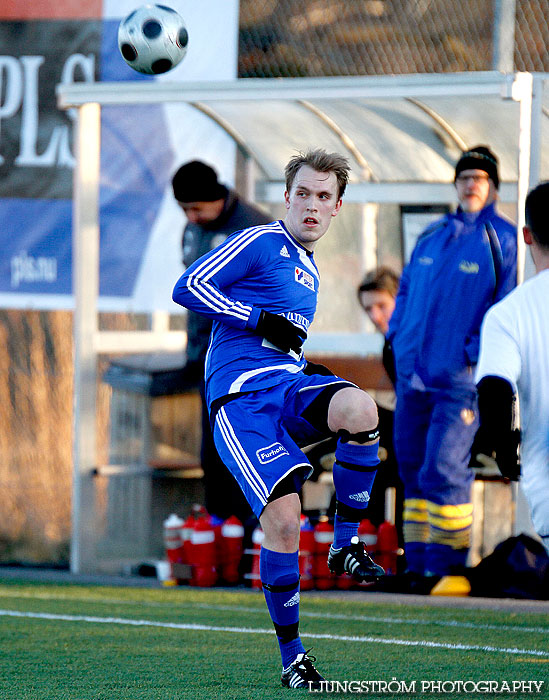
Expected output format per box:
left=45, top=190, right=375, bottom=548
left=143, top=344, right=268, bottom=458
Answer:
left=468, top=534, right=549, bottom=600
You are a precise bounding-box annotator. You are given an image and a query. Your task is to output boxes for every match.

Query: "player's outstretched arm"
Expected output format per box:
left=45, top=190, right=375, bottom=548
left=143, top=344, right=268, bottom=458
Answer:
left=172, top=229, right=266, bottom=331
left=254, top=310, right=307, bottom=355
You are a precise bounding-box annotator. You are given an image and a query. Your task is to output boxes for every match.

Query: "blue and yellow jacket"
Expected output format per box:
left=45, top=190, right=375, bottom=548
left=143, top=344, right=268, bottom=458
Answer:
left=388, top=202, right=517, bottom=391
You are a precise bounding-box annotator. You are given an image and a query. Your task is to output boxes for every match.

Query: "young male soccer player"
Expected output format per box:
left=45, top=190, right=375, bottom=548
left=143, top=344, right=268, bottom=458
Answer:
left=173, top=149, right=384, bottom=689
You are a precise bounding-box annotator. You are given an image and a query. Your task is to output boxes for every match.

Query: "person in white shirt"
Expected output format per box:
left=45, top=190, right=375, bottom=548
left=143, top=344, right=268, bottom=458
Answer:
left=475, top=181, right=549, bottom=555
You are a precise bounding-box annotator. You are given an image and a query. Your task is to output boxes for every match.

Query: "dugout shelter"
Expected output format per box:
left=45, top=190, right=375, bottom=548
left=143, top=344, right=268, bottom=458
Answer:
left=56, top=71, right=548, bottom=574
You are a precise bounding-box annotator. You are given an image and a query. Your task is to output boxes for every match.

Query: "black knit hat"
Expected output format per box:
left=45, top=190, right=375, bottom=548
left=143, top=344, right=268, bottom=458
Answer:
left=172, top=161, right=228, bottom=203
left=454, top=146, right=500, bottom=190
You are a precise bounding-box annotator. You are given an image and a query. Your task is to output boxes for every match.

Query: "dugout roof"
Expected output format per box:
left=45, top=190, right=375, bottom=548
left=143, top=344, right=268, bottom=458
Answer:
left=193, top=89, right=549, bottom=198
left=58, top=71, right=549, bottom=208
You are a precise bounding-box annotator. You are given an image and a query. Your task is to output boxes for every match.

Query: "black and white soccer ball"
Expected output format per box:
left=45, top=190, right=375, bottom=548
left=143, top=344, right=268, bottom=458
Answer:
left=118, top=4, right=189, bottom=75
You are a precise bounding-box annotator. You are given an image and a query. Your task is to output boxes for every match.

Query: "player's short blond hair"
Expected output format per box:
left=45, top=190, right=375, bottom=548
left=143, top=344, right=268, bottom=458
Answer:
left=285, top=149, right=350, bottom=200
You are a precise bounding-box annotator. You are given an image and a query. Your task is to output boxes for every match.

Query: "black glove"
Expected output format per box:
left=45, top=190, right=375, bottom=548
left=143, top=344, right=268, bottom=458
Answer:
left=303, top=360, right=334, bottom=377
left=472, top=376, right=521, bottom=481
left=471, top=425, right=521, bottom=481
left=496, top=428, right=521, bottom=480
left=255, top=310, right=307, bottom=355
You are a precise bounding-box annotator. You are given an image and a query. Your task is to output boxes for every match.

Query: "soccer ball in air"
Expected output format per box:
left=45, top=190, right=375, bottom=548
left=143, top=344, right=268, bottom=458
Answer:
left=118, top=4, right=189, bottom=75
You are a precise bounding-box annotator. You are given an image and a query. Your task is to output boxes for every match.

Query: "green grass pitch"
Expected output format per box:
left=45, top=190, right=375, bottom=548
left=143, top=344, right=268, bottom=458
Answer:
left=0, top=580, right=547, bottom=700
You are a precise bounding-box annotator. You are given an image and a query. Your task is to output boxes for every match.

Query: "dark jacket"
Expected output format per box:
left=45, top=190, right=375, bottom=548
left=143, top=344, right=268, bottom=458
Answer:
left=182, top=190, right=271, bottom=364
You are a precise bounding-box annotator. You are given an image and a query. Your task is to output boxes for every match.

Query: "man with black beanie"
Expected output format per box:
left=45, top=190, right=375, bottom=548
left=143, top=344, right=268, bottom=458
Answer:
left=387, top=145, right=517, bottom=592
left=172, top=160, right=271, bottom=525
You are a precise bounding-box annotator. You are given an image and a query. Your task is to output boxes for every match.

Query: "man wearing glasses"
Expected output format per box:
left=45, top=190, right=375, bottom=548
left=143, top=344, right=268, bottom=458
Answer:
left=387, top=146, right=517, bottom=592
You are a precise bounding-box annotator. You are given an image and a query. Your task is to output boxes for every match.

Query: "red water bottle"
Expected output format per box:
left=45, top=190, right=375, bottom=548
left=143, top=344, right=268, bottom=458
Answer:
left=299, top=515, right=315, bottom=591
left=184, top=504, right=207, bottom=571
left=313, top=515, right=334, bottom=590
left=376, top=487, right=402, bottom=575
left=190, top=515, right=218, bottom=587
left=181, top=512, right=195, bottom=567
left=376, top=521, right=400, bottom=575
left=220, top=515, right=244, bottom=585
left=163, top=513, right=185, bottom=580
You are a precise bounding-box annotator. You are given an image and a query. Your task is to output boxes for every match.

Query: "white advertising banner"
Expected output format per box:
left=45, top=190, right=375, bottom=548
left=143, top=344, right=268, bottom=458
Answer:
left=0, top=0, right=239, bottom=312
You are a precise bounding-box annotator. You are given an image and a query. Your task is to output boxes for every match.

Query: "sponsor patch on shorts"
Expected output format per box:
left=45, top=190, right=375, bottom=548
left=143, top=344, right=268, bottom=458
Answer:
left=256, top=442, right=290, bottom=464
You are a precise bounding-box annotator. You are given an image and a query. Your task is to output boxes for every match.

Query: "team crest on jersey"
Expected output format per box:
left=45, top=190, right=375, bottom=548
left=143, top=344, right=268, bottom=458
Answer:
left=295, top=266, right=315, bottom=291
left=256, top=442, right=289, bottom=464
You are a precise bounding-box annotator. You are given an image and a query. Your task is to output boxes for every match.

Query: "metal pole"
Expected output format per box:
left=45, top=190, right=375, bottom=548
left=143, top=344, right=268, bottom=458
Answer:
left=235, top=149, right=257, bottom=202
left=511, top=73, right=542, bottom=537
left=71, top=101, right=101, bottom=573
left=493, top=0, right=516, bottom=73
left=513, top=72, right=542, bottom=285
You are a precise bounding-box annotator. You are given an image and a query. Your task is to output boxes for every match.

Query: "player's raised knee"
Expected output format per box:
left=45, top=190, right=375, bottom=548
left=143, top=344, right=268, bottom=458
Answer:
left=328, top=387, right=378, bottom=436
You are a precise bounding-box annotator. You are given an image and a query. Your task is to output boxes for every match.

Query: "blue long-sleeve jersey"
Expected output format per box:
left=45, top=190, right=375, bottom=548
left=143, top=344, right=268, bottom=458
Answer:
left=388, top=202, right=517, bottom=391
left=172, top=220, right=318, bottom=405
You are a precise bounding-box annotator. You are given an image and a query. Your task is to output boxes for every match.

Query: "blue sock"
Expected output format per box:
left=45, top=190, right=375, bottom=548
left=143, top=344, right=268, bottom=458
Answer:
left=332, top=514, right=359, bottom=549
left=404, top=542, right=426, bottom=575
left=260, top=547, right=305, bottom=669
left=332, top=440, right=379, bottom=549
left=425, top=543, right=468, bottom=577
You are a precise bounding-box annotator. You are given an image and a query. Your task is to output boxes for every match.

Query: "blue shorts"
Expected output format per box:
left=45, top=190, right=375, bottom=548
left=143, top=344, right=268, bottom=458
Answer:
left=212, top=373, right=353, bottom=517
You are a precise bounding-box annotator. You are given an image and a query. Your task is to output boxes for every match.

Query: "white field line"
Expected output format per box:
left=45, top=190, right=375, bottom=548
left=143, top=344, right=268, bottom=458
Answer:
left=0, top=609, right=548, bottom=658
left=0, top=589, right=546, bottom=635
left=194, top=603, right=549, bottom=636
